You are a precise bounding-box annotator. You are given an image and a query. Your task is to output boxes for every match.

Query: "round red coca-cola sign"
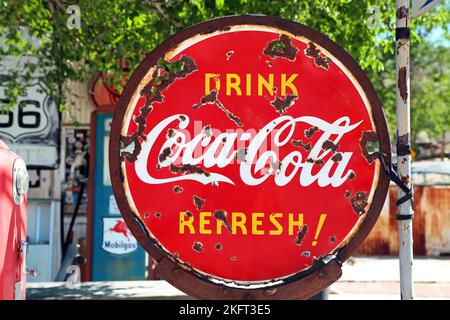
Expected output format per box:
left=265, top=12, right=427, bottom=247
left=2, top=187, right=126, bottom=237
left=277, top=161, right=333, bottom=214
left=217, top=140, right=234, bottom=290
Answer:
left=110, top=15, right=390, bottom=299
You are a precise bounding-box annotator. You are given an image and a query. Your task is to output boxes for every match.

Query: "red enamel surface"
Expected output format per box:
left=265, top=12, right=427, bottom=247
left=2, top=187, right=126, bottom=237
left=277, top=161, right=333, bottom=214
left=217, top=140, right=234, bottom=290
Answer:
left=122, top=30, right=376, bottom=282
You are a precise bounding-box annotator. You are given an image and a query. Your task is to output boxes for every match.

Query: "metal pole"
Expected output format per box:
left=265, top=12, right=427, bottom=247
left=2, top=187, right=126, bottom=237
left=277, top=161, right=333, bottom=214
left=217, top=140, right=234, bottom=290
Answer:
left=395, top=0, right=414, bottom=300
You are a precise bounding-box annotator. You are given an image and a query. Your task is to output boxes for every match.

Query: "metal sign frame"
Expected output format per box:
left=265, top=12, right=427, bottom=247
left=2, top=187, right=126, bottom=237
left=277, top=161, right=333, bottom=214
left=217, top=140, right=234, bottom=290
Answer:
left=109, top=15, right=391, bottom=299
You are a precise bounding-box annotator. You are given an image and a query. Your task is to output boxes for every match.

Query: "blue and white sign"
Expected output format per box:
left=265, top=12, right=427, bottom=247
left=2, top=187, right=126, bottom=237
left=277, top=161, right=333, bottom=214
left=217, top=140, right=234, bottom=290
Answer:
left=412, top=0, right=443, bottom=19
left=102, top=217, right=138, bottom=255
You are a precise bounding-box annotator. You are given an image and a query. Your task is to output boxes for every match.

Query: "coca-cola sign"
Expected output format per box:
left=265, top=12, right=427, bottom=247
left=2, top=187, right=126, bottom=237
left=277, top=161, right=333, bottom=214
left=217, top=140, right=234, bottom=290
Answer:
left=110, top=16, right=390, bottom=299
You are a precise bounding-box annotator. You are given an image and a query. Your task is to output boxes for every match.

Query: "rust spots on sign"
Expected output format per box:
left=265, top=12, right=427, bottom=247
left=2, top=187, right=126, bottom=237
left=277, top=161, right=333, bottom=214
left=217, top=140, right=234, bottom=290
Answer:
left=213, top=210, right=232, bottom=232
left=270, top=94, right=298, bottom=115
left=306, top=158, right=323, bottom=166
left=193, top=89, right=243, bottom=127
left=215, top=243, right=223, bottom=250
left=263, top=34, right=298, bottom=61
left=291, top=139, right=311, bottom=151
left=170, top=163, right=211, bottom=177
left=304, top=126, right=319, bottom=139
left=143, top=213, right=149, bottom=219
left=331, top=152, right=343, bottom=162
left=314, top=159, right=324, bottom=166
left=329, top=235, right=336, bottom=243
left=193, top=89, right=219, bottom=108
left=345, top=190, right=351, bottom=198
left=322, top=140, right=339, bottom=153
left=120, top=55, right=198, bottom=162
left=144, top=56, right=198, bottom=94
left=295, top=225, right=308, bottom=246
left=185, top=211, right=193, bottom=217
left=226, top=50, right=234, bottom=61
left=360, top=130, right=379, bottom=164
left=159, top=147, right=172, bottom=163
left=173, top=185, right=183, bottom=193
left=193, top=195, right=205, bottom=211
left=154, top=212, right=161, bottom=218
left=350, top=191, right=368, bottom=215
left=192, top=241, right=203, bottom=252
left=231, top=256, right=238, bottom=261
left=120, top=135, right=142, bottom=162
left=167, top=128, right=175, bottom=138
left=304, top=42, right=332, bottom=70
left=348, top=170, right=356, bottom=180
left=398, top=67, right=408, bottom=103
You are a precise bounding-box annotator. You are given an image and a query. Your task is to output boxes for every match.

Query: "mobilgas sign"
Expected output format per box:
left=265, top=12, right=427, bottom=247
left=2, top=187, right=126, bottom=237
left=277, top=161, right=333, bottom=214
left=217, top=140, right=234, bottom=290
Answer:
left=110, top=16, right=391, bottom=299
left=0, top=56, right=60, bottom=169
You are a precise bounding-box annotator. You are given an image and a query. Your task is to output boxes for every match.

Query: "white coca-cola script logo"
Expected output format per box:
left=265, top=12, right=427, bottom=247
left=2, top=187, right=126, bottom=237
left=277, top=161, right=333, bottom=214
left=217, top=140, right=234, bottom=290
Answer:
left=134, top=115, right=362, bottom=187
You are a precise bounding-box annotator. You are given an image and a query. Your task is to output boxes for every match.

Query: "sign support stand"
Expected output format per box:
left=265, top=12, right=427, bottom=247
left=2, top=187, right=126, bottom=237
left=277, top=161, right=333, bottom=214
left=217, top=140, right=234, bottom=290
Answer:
left=395, top=0, right=414, bottom=300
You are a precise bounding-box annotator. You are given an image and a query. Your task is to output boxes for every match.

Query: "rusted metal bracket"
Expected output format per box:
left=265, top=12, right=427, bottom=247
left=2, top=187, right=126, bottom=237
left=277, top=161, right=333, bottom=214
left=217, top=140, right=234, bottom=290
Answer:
left=378, top=152, right=414, bottom=219
left=154, top=256, right=342, bottom=300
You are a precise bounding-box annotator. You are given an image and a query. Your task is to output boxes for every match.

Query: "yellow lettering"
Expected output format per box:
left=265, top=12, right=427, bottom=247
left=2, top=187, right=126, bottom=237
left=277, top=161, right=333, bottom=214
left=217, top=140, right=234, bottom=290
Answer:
left=246, top=74, right=251, bottom=96
left=205, top=73, right=220, bottom=95
left=199, top=212, right=212, bottom=235
left=231, top=212, right=247, bottom=235
left=179, top=212, right=195, bottom=234
left=269, top=213, right=283, bottom=235
left=281, top=74, right=298, bottom=96
left=226, top=73, right=242, bottom=96
left=216, top=219, right=225, bottom=235
left=252, top=213, right=265, bottom=235
left=288, top=213, right=303, bottom=235
left=258, top=74, right=274, bottom=96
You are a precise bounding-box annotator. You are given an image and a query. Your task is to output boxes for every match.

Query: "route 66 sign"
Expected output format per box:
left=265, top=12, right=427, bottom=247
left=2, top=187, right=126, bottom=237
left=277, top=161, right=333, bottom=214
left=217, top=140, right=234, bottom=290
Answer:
left=0, top=56, right=60, bottom=169
left=110, top=16, right=391, bottom=299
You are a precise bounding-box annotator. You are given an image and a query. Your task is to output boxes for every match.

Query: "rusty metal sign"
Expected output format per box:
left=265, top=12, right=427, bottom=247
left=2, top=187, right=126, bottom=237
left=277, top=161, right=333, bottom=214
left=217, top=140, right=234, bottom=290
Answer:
left=110, top=15, right=391, bottom=299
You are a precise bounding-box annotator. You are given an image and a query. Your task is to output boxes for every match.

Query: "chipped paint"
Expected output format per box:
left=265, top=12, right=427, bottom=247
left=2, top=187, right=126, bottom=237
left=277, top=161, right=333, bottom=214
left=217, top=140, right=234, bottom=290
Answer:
left=331, top=152, right=343, bottom=162
left=291, top=139, right=312, bottom=150
left=270, top=94, right=298, bottom=114
left=350, top=191, right=369, bottom=215
left=360, top=130, right=379, bottom=164
left=170, top=163, right=211, bottom=176
left=295, top=225, right=309, bottom=246
left=193, top=89, right=243, bottom=126
left=173, top=185, right=184, bottom=193
left=304, top=42, right=332, bottom=70
left=322, top=140, right=339, bottom=153
left=213, top=210, right=232, bottom=232
left=193, top=242, right=203, bottom=252
left=304, top=126, right=319, bottom=139
left=263, top=34, right=299, bottom=61
left=193, top=195, right=205, bottom=211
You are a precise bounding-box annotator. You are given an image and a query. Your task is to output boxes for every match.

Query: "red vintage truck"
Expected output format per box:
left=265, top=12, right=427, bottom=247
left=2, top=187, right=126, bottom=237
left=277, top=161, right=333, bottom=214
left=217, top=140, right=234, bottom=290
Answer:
left=0, top=140, right=30, bottom=300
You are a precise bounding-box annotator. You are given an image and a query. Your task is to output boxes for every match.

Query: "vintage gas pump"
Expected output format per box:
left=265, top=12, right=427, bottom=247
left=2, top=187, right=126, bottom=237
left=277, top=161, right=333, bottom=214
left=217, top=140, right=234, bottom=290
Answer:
left=85, top=106, right=145, bottom=281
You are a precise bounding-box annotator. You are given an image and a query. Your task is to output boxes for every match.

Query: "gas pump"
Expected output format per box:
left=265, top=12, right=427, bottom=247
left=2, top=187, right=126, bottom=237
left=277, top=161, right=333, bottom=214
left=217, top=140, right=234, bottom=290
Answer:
left=86, top=106, right=145, bottom=281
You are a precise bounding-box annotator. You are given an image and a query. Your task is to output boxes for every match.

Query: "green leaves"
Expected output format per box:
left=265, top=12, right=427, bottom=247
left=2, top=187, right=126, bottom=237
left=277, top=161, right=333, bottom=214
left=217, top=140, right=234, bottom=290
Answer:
left=0, top=0, right=448, bottom=142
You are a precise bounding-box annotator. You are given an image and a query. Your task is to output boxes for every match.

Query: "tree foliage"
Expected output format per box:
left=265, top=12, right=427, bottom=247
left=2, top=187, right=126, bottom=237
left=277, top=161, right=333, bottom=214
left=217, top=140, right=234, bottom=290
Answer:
left=0, top=0, right=448, bottom=140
